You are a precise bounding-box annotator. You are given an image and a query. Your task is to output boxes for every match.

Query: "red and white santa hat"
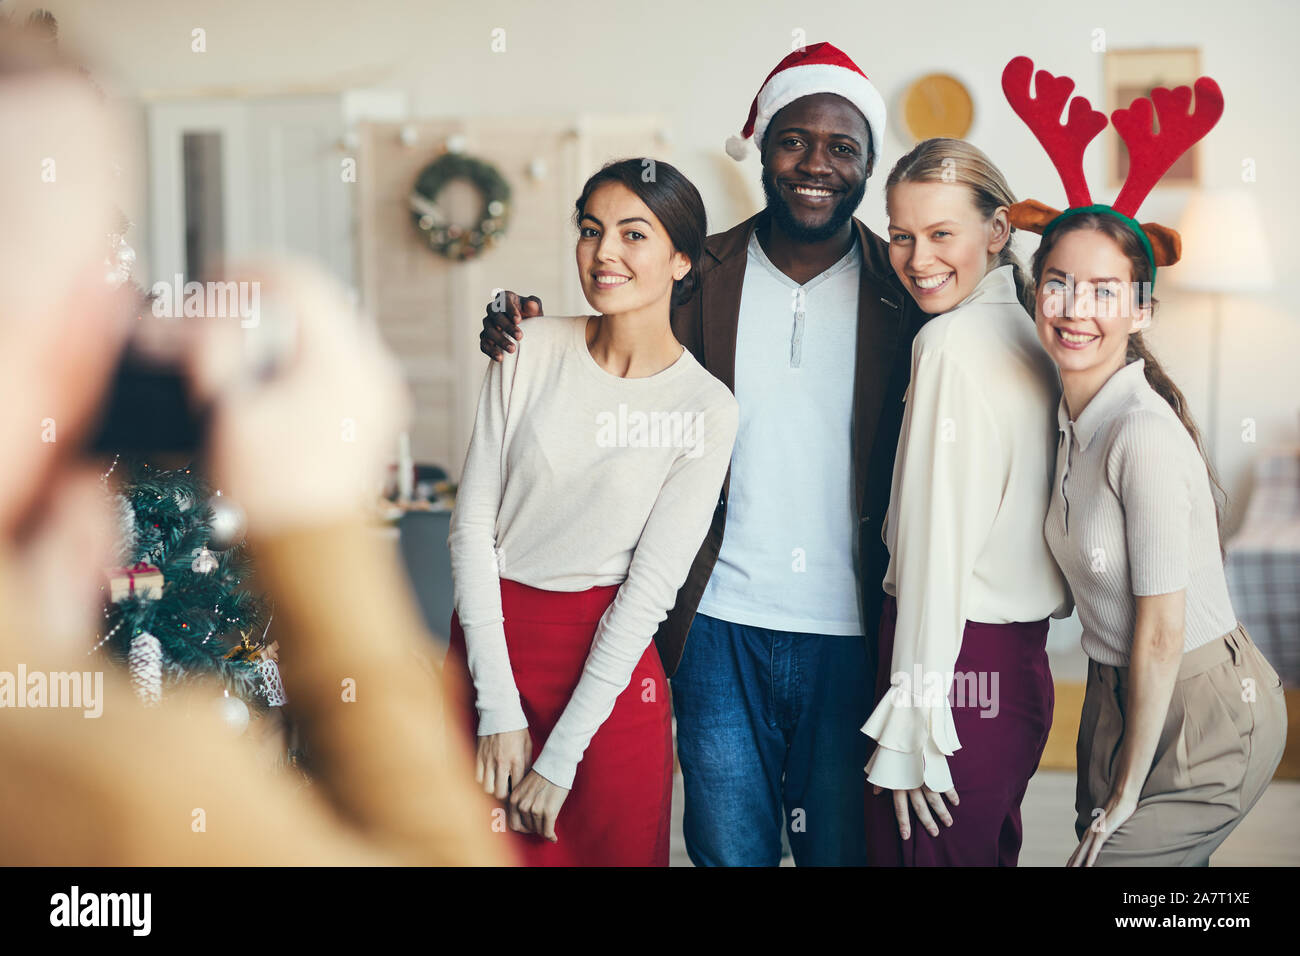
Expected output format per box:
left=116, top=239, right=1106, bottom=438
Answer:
left=725, top=42, right=887, bottom=161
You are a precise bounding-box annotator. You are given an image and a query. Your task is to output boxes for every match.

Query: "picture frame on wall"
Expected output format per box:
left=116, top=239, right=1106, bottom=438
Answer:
left=1104, top=47, right=1203, bottom=189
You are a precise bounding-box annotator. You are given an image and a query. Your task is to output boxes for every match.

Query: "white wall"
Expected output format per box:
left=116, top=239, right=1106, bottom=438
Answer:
left=32, top=0, right=1300, bottom=532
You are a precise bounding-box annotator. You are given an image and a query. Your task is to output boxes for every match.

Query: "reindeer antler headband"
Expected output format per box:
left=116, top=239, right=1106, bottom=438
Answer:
left=1001, top=55, right=1224, bottom=285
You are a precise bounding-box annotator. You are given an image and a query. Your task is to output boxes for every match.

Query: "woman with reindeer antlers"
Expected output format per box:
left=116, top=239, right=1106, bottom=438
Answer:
left=1002, top=55, right=1286, bottom=866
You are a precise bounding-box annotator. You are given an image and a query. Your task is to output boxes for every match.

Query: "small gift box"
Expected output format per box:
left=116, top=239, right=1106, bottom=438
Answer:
left=106, top=562, right=164, bottom=602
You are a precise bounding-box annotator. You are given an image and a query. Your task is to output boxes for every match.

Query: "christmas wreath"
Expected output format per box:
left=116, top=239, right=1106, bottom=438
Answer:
left=409, top=153, right=510, bottom=261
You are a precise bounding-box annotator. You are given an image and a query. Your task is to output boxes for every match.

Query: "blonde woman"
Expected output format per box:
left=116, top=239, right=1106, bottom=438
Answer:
left=862, top=138, right=1070, bottom=866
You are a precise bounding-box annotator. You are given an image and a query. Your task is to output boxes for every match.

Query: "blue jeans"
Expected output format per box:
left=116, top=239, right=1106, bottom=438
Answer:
left=670, top=612, right=872, bottom=866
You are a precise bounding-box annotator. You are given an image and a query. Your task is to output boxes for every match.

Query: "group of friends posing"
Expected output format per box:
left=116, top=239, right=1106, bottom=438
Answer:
left=442, top=44, right=1288, bottom=867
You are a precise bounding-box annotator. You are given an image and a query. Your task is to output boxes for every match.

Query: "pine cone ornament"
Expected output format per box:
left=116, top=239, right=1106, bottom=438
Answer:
left=257, top=657, right=288, bottom=707
left=127, top=631, right=163, bottom=706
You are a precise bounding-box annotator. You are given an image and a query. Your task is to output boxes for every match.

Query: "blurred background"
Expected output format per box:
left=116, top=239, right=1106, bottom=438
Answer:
left=14, top=0, right=1298, bottom=863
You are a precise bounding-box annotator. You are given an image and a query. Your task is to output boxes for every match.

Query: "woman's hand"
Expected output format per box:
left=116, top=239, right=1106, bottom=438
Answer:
left=475, top=729, right=532, bottom=801
left=507, top=770, right=570, bottom=843
left=872, top=783, right=959, bottom=840
left=1068, top=788, right=1139, bottom=867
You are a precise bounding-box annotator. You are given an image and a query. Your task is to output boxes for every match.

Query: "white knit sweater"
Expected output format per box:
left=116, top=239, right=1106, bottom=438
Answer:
left=448, top=315, right=739, bottom=789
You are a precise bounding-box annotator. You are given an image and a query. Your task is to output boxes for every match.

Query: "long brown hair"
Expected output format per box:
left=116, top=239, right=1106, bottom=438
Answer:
left=1030, top=213, right=1228, bottom=549
left=885, top=137, right=1035, bottom=316
left=573, top=158, right=706, bottom=307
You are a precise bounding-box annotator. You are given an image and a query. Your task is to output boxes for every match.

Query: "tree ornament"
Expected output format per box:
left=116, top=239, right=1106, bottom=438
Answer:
left=257, top=657, right=287, bottom=707
left=127, top=631, right=163, bottom=706
left=206, top=491, right=246, bottom=551
left=216, top=690, right=250, bottom=734
left=191, top=546, right=218, bottom=574
left=107, top=562, right=164, bottom=602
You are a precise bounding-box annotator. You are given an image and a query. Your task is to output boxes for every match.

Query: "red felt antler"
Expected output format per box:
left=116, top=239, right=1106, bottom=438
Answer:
left=1111, top=78, right=1224, bottom=217
left=1001, top=56, right=1108, bottom=209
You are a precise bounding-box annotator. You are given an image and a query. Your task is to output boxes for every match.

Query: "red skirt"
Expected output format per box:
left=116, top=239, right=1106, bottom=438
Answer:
left=443, top=578, right=673, bottom=867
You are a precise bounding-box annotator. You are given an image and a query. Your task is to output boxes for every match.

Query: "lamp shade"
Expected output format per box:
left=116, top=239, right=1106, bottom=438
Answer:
left=1167, top=188, right=1275, bottom=293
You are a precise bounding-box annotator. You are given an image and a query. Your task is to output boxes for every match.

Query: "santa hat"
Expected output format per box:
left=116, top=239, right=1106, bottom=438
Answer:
left=725, top=42, right=886, bottom=161
left=1000, top=55, right=1224, bottom=280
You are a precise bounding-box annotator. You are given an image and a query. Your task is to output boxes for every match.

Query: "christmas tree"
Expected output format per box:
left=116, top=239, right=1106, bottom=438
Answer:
left=98, top=455, right=275, bottom=714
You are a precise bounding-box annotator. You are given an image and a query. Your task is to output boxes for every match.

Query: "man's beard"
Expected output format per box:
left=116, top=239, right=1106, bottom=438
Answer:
left=762, top=170, right=867, bottom=244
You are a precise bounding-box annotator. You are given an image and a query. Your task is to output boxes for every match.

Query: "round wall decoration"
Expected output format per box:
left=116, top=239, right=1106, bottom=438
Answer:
left=409, top=153, right=511, bottom=260
left=901, top=73, right=975, bottom=141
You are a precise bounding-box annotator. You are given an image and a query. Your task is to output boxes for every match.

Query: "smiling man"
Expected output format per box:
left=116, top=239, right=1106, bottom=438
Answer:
left=480, top=42, right=929, bottom=866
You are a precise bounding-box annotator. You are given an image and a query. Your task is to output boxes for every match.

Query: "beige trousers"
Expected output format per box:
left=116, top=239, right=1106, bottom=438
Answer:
left=1074, top=622, right=1288, bottom=866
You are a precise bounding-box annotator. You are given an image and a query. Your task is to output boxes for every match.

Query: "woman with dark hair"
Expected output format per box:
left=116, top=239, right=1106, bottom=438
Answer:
left=1002, top=56, right=1287, bottom=865
left=444, top=158, right=739, bottom=866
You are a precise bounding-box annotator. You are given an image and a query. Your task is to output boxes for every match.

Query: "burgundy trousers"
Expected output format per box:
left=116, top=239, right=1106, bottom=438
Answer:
left=864, top=595, right=1054, bottom=866
left=444, top=578, right=673, bottom=867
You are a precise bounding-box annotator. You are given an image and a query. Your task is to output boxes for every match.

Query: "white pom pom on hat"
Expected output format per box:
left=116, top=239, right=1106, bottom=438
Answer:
left=725, top=134, right=751, bottom=161
left=726, top=42, right=887, bottom=162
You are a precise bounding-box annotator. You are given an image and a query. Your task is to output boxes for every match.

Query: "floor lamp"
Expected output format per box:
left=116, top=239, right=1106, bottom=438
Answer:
left=1168, top=189, right=1275, bottom=464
